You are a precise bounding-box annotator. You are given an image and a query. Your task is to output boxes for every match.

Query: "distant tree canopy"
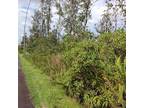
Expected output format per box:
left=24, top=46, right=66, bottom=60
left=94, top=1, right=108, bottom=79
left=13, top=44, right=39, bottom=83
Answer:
left=23, top=0, right=126, bottom=39
left=21, top=0, right=126, bottom=47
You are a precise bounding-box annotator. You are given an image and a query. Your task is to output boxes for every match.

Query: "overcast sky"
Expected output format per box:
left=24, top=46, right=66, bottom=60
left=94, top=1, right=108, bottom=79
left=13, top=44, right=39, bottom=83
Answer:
left=18, top=0, right=106, bottom=42
left=18, top=0, right=40, bottom=42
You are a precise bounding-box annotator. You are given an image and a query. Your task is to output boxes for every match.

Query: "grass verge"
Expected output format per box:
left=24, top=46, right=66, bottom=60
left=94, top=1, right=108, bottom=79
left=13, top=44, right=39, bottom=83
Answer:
left=19, top=54, right=81, bottom=108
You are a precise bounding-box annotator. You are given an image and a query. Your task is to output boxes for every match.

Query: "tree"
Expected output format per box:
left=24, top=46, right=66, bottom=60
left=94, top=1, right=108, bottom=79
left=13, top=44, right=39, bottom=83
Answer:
left=30, top=10, right=43, bottom=37
left=105, top=0, right=126, bottom=30
left=41, top=0, right=53, bottom=36
left=95, top=11, right=113, bottom=33
left=95, top=0, right=126, bottom=34
left=55, top=0, right=64, bottom=38
left=79, top=0, right=92, bottom=30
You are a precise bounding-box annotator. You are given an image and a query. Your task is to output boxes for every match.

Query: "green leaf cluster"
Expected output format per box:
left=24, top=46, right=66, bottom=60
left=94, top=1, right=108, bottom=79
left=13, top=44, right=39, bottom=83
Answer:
left=62, top=29, right=126, bottom=108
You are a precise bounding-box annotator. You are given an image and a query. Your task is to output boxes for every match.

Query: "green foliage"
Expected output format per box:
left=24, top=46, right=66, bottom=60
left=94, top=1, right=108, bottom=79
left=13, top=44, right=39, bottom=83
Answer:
left=21, top=30, right=62, bottom=79
left=62, top=30, right=126, bottom=108
left=62, top=31, right=94, bottom=52
left=20, top=29, right=126, bottom=108
left=20, top=55, right=82, bottom=108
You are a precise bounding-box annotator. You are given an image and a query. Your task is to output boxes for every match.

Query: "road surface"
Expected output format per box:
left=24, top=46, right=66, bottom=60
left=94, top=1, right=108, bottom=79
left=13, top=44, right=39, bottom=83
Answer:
left=18, top=60, right=34, bottom=108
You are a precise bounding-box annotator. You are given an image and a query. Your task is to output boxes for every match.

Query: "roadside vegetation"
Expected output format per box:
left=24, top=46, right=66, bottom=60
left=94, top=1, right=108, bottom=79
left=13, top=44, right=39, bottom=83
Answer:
left=20, top=54, right=82, bottom=108
left=19, top=0, right=126, bottom=108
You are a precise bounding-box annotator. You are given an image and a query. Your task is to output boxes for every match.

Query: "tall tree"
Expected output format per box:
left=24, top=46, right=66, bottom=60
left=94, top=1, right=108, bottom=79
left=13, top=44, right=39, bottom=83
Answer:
left=41, top=0, right=53, bottom=36
left=62, top=0, right=79, bottom=35
left=59, top=0, right=93, bottom=36
left=96, top=0, right=126, bottom=34
left=30, top=10, right=43, bottom=37
left=105, top=0, right=126, bottom=30
left=55, top=0, right=64, bottom=38
left=79, top=0, right=92, bottom=30
left=95, top=11, right=113, bottom=33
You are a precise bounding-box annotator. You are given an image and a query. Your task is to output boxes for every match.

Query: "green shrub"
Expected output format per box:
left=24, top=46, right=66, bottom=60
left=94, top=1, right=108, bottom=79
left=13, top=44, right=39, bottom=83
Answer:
left=62, top=29, right=126, bottom=108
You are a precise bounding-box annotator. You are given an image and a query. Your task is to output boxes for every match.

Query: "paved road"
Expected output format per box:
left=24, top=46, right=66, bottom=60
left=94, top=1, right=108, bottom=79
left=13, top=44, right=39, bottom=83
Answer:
left=18, top=60, right=34, bottom=108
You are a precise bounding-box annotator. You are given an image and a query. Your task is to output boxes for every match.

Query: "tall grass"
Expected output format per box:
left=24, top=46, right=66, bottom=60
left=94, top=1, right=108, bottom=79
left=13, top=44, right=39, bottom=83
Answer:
left=20, top=54, right=82, bottom=108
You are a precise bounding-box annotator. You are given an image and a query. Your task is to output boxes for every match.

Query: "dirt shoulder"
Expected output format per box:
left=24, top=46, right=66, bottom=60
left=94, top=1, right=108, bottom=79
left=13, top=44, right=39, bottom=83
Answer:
left=18, top=60, right=34, bottom=108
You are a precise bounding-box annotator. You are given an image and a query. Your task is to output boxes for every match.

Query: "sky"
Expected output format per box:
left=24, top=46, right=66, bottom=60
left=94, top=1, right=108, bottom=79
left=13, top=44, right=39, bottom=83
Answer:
left=18, top=0, right=106, bottom=42
left=18, top=0, right=40, bottom=42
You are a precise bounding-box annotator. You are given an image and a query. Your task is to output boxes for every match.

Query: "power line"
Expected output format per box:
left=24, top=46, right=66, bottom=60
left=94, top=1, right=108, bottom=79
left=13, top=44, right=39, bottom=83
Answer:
left=24, top=0, right=32, bottom=34
left=23, top=0, right=32, bottom=52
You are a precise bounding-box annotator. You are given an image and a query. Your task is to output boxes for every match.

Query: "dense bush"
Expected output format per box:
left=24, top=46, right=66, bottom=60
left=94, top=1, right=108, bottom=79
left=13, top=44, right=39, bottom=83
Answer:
left=62, top=30, right=126, bottom=108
